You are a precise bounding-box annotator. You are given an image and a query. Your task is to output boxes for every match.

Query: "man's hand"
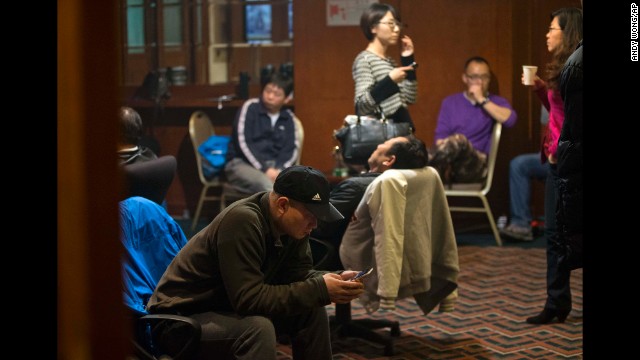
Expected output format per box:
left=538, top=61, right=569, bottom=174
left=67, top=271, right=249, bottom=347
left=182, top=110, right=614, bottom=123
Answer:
left=265, top=167, right=280, bottom=182
left=340, top=270, right=360, bottom=281
left=323, top=273, right=365, bottom=304
left=467, top=83, right=484, bottom=103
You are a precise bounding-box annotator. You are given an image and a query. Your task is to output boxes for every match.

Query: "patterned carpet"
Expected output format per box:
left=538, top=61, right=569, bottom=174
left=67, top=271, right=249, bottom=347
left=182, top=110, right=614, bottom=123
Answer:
left=276, top=246, right=583, bottom=359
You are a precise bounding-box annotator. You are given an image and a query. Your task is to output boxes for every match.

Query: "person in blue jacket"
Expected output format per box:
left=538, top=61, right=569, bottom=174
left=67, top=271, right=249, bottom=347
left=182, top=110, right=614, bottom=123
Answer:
left=224, top=72, right=299, bottom=193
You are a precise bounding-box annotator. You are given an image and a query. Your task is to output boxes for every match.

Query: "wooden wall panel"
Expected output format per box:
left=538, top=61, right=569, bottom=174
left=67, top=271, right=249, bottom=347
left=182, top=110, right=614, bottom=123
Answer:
left=293, top=0, right=365, bottom=172
left=59, top=0, right=127, bottom=358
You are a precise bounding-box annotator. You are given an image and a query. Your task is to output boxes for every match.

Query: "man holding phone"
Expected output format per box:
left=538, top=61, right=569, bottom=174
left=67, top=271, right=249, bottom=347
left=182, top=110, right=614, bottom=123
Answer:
left=148, top=165, right=367, bottom=360
left=350, top=268, right=374, bottom=282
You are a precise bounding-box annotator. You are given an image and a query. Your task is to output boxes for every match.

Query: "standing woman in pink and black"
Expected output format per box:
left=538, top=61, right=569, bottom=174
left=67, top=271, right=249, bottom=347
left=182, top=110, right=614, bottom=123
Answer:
left=522, top=7, right=582, bottom=325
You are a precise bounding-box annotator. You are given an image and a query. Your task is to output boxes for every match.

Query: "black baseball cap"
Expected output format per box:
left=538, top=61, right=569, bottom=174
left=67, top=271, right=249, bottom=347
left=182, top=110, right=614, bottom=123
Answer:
left=273, top=165, right=344, bottom=222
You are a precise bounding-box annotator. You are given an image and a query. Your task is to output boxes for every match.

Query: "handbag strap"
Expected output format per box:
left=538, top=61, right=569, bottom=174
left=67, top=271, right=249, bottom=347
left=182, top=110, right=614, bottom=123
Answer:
left=378, top=106, right=387, bottom=121
left=355, top=104, right=387, bottom=125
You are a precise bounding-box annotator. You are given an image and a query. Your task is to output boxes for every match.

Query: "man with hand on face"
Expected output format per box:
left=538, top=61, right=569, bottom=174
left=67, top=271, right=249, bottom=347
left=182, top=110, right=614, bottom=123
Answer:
left=430, top=56, right=517, bottom=184
left=148, top=165, right=365, bottom=360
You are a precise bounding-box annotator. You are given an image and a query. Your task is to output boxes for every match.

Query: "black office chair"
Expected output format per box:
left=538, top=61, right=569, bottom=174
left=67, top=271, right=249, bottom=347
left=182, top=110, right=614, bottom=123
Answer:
left=311, top=167, right=460, bottom=356
left=123, top=155, right=177, bottom=205
left=120, top=196, right=201, bottom=359
left=310, top=235, right=400, bottom=356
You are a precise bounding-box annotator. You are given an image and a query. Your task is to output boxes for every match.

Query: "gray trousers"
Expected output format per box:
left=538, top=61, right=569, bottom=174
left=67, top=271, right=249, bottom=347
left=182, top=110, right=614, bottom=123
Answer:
left=191, top=306, right=332, bottom=360
left=224, top=158, right=274, bottom=193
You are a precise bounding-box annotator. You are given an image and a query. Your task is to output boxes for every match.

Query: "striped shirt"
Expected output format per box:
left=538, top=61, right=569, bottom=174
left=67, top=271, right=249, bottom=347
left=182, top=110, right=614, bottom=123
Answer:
left=352, top=50, right=417, bottom=119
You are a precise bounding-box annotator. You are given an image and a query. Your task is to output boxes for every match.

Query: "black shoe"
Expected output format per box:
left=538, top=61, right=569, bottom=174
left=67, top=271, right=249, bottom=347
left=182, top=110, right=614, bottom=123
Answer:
left=526, top=308, right=570, bottom=324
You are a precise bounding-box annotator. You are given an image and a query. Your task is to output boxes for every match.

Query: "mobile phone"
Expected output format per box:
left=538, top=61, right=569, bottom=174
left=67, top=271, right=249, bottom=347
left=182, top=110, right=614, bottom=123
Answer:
left=350, top=268, right=373, bottom=282
left=410, top=62, right=418, bottom=69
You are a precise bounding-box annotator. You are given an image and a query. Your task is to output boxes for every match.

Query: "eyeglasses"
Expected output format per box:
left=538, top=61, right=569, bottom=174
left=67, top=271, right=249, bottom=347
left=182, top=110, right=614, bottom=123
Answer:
left=548, top=27, right=563, bottom=32
left=465, top=74, right=491, bottom=81
left=378, top=20, right=403, bottom=30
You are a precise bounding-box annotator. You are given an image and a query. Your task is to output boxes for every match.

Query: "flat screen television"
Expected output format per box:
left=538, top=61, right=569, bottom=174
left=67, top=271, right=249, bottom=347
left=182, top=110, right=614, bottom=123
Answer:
left=245, top=1, right=271, bottom=43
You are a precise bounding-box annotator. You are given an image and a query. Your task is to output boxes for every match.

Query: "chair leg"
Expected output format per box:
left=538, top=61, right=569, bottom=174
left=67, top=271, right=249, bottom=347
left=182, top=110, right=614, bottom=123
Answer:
left=480, top=195, right=502, bottom=246
left=331, top=302, right=400, bottom=356
left=191, top=186, right=208, bottom=232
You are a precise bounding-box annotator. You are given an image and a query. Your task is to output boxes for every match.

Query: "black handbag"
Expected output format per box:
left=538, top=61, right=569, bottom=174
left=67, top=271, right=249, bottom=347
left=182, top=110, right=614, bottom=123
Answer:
left=333, top=108, right=413, bottom=165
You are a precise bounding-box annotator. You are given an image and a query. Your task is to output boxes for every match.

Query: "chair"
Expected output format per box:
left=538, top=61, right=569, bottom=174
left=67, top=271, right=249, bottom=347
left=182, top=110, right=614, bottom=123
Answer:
left=444, top=122, right=503, bottom=246
left=120, top=196, right=201, bottom=360
left=293, top=115, right=304, bottom=165
left=189, top=110, right=225, bottom=231
left=123, top=155, right=177, bottom=205
left=312, top=167, right=460, bottom=356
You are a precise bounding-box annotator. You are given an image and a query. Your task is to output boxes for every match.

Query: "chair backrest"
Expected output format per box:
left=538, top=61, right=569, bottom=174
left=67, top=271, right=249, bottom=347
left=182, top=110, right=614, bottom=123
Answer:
left=189, top=110, right=217, bottom=184
left=293, top=116, right=304, bottom=165
left=481, top=122, right=502, bottom=194
left=120, top=196, right=188, bottom=315
left=123, top=155, right=177, bottom=204
left=339, top=167, right=459, bottom=309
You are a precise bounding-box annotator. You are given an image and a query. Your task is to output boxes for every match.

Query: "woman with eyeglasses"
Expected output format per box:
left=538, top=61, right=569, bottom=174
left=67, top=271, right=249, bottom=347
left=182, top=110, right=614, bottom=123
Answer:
left=522, top=7, right=583, bottom=325
left=353, top=3, right=417, bottom=132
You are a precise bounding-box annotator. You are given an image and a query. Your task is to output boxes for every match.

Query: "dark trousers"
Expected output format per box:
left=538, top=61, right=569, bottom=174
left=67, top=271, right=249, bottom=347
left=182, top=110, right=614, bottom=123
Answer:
left=543, top=164, right=572, bottom=312
left=192, top=306, right=332, bottom=360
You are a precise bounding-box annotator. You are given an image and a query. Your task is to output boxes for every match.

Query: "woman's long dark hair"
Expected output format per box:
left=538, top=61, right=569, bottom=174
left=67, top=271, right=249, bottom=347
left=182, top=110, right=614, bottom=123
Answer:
left=545, top=8, right=583, bottom=90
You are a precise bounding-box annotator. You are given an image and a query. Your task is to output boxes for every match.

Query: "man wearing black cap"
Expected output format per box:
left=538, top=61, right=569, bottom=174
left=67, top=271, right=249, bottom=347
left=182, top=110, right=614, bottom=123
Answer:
left=147, top=165, right=365, bottom=360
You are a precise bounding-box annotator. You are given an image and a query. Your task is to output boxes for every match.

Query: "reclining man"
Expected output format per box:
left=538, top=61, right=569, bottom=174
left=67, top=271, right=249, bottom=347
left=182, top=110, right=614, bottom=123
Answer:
left=311, top=135, right=429, bottom=251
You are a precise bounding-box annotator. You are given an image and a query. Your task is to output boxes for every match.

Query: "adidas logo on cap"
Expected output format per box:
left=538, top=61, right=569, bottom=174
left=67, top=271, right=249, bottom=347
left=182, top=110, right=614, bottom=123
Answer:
left=273, top=165, right=344, bottom=222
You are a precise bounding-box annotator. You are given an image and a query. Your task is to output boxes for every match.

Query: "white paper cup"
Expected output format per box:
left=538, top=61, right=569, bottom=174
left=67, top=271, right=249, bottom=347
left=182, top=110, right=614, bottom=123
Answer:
left=522, top=65, right=538, bottom=85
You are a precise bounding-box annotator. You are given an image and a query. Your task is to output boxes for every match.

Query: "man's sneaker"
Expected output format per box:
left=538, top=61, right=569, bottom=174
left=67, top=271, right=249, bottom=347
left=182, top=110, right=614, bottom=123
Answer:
left=500, top=223, right=534, bottom=241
